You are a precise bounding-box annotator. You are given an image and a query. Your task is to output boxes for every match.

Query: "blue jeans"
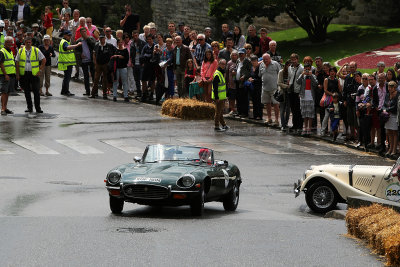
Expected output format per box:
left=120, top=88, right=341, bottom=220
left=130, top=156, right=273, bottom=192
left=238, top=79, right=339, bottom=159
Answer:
left=280, top=93, right=290, bottom=128
left=61, top=65, right=72, bottom=94
left=113, top=68, right=128, bottom=98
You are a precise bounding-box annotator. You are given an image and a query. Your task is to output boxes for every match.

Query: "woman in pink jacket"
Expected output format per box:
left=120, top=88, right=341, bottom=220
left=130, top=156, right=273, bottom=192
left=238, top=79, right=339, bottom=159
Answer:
left=201, top=49, right=218, bottom=102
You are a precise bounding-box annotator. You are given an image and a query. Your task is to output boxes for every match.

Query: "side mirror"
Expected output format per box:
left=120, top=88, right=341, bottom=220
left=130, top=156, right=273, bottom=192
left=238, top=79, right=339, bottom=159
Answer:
left=133, top=156, right=141, bottom=163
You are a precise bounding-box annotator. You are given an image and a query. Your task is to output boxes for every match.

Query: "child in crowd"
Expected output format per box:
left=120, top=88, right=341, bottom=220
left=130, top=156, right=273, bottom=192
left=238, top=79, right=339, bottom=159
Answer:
left=189, top=69, right=203, bottom=100
left=185, top=59, right=196, bottom=97
left=297, top=63, right=318, bottom=135
left=43, top=6, right=53, bottom=37
left=328, top=93, right=343, bottom=141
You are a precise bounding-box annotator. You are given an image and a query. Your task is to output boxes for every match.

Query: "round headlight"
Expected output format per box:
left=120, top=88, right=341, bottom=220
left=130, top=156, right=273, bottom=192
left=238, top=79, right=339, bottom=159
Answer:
left=181, top=175, right=195, bottom=187
left=107, top=170, right=121, bottom=185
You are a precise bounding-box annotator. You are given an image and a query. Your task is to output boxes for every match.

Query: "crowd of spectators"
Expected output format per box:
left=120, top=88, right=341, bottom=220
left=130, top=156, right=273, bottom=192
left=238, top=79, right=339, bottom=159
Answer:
left=1, top=1, right=400, bottom=157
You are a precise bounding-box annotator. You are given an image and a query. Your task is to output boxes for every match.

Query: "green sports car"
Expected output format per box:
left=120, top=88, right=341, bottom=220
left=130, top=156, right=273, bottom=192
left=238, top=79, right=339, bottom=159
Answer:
left=105, top=144, right=242, bottom=216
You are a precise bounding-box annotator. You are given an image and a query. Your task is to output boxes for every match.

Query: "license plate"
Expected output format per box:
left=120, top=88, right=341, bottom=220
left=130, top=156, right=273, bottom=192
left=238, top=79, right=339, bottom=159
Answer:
left=134, top=177, right=161, bottom=183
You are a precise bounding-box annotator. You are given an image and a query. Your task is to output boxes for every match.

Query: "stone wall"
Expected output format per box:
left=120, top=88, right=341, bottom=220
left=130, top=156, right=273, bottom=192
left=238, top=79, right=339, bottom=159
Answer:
left=151, top=0, right=217, bottom=34
left=332, top=0, right=400, bottom=26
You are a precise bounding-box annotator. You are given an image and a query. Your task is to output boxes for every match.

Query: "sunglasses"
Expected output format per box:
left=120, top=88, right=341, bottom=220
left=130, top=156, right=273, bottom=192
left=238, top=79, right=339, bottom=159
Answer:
left=212, top=45, right=218, bottom=47
left=197, top=38, right=204, bottom=41
left=362, top=78, right=368, bottom=80
left=245, top=48, right=252, bottom=50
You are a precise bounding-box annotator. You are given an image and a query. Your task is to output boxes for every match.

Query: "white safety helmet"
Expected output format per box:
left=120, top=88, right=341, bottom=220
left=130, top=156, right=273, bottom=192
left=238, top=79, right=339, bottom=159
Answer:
left=0, top=20, right=5, bottom=28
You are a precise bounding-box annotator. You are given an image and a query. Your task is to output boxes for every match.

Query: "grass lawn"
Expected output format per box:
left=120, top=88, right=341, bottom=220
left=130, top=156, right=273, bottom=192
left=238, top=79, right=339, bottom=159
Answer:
left=268, top=24, right=400, bottom=73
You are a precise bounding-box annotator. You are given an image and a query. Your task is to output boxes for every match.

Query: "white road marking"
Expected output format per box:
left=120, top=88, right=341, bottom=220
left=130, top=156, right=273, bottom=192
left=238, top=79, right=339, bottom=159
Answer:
left=261, top=139, right=336, bottom=155
left=12, top=139, right=59, bottom=154
left=56, top=139, right=103, bottom=154
left=101, top=139, right=144, bottom=153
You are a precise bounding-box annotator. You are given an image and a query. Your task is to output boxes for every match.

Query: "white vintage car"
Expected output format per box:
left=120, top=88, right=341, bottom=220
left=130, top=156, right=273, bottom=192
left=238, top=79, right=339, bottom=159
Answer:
left=294, top=159, right=400, bottom=213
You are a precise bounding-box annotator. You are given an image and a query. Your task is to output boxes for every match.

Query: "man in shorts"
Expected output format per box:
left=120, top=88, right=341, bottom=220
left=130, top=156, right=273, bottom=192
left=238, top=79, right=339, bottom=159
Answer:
left=259, top=53, right=281, bottom=125
left=0, top=36, right=16, bottom=115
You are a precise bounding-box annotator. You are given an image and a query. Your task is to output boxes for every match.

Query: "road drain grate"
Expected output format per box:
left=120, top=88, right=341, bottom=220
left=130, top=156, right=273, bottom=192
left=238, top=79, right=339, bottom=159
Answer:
left=116, top=227, right=160, bottom=233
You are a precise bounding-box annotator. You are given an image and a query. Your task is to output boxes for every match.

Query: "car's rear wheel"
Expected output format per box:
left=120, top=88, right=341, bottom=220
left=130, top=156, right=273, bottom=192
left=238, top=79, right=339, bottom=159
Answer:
left=190, top=189, right=205, bottom=216
left=109, top=196, right=124, bottom=214
left=305, top=181, right=337, bottom=213
left=223, top=182, right=240, bottom=211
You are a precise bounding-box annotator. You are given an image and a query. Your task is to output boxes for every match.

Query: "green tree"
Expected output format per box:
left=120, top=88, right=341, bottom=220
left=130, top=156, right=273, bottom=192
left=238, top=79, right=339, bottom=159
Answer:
left=209, top=0, right=354, bottom=43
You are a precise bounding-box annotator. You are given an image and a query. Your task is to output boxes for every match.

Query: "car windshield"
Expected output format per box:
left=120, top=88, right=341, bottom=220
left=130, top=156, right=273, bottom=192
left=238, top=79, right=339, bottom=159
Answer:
left=142, top=145, right=213, bottom=163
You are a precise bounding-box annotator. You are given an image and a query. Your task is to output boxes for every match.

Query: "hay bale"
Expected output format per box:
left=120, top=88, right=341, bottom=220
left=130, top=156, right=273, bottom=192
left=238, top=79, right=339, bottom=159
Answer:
left=362, top=209, right=400, bottom=246
left=375, top=223, right=400, bottom=255
left=161, top=98, right=215, bottom=120
left=384, top=234, right=400, bottom=266
left=346, top=204, right=384, bottom=236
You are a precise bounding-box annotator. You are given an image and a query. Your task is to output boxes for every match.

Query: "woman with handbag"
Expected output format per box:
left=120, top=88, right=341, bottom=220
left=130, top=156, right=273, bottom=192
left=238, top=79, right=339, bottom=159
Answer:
left=201, top=50, right=218, bottom=102
left=321, top=67, right=341, bottom=135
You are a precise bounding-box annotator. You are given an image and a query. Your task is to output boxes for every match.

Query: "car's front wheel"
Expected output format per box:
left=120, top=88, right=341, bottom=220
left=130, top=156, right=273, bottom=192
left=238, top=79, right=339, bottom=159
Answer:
left=305, top=181, right=338, bottom=213
left=190, top=189, right=205, bottom=216
left=223, top=182, right=240, bottom=211
left=109, top=196, right=124, bottom=214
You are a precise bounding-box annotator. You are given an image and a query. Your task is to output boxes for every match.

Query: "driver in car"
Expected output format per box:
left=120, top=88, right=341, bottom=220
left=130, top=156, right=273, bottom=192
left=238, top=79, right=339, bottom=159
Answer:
left=198, top=148, right=212, bottom=164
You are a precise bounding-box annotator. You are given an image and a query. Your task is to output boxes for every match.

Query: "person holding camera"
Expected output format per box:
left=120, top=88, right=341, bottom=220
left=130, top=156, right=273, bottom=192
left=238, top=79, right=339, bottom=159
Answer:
left=296, top=64, right=318, bottom=135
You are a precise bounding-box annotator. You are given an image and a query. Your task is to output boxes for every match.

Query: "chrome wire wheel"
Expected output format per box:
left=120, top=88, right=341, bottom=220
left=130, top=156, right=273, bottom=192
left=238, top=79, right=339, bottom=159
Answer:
left=312, top=185, right=334, bottom=209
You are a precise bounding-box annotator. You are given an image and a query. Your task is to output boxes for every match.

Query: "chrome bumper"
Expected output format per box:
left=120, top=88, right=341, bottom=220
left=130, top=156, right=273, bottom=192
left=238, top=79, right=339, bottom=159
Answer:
left=293, top=178, right=304, bottom=198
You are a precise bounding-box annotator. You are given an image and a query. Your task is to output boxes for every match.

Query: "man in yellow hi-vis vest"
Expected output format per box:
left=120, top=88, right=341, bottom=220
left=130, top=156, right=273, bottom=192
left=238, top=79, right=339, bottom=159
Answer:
left=58, top=30, right=81, bottom=96
left=15, top=36, right=46, bottom=113
left=0, top=36, right=16, bottom=116
left=212, top=59, right=229, bottom=132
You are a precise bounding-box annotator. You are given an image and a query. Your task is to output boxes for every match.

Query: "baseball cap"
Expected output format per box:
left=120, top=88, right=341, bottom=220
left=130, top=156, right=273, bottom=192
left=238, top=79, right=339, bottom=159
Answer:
left=238, top=48, right=246, bottom=54
left=43, top=34, right=51, bottom=40
left=32, top=23, right=39, bottom=28
left=63, top=30, right=72, bottom=36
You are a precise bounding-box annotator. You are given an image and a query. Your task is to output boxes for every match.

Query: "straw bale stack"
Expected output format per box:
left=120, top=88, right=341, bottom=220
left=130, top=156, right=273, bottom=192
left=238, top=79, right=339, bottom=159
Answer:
left=346, top=204, right=383, bottom=236
left=384, top=234, right=400, bottom=266
left=161, top=99, right=215, bottom=120
left=345, top=204, right=400, bottom=265
left=375, top=223, right=400, bottom=255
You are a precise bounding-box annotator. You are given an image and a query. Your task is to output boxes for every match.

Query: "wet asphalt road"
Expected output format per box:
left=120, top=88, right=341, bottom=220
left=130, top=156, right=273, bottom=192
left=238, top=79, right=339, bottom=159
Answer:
left=0, top=76, right=391, bottom=266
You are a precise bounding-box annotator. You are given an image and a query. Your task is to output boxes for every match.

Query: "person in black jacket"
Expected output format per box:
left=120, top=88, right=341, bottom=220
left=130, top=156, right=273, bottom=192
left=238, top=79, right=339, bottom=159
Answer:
left=90, top=34, right=115, bottom=99
left=0, top=3, right=7, bottom=20
left=343, top=70, right=361, bottom=141
left=248, top=55, right=263, bottom=120
left=11, top=0, right=30, bottom=23
left=140, top=34, right=156, bottom=102
left=130, top=30, right=146, bottom=98
left=76, top=27, right=96, bottom=96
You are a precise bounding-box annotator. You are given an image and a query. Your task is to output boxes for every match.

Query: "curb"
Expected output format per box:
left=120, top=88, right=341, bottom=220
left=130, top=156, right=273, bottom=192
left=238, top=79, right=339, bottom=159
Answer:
left=324, top=210, right=347, bottom=220
left=224, top=115, right=395, bottom=161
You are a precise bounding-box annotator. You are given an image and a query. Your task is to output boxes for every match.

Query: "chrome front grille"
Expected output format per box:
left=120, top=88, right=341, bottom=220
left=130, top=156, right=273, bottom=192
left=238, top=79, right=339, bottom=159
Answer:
left=123, top=184, right=169, bottom=199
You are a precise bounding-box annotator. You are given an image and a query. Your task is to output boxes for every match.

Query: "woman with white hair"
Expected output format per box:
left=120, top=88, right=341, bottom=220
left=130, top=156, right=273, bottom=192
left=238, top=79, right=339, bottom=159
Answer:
left=38, top=34, right=55, bottom=96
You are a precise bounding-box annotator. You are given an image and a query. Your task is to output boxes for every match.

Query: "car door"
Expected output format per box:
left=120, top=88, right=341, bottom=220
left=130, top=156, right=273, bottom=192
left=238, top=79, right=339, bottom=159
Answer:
left=207, top=163, right=231, bottom=199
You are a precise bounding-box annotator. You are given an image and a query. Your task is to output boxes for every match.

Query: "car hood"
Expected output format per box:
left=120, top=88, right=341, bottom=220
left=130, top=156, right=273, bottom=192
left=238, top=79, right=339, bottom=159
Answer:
left=116, top=161, right=203, bottom=183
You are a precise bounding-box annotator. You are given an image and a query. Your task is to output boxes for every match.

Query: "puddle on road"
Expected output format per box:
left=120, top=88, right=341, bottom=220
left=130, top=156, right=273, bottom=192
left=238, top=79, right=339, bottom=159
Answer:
left=5, top=194, right=42, bottom=216
left=47, top=181, right=82, bottom=186
left=0, top=176, right=26, bottom=180
left=116, top=227, right=162, bottom=234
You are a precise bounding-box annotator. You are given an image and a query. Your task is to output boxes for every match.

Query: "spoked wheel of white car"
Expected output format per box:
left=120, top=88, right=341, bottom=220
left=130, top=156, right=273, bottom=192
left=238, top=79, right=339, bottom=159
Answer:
left=109, top=196, right=124, bottom=214
left=305, top=181, right=338, bottom=213
left=190, top=189, right=205, bottom=216
left=223, top=183, right=240, bottom=211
